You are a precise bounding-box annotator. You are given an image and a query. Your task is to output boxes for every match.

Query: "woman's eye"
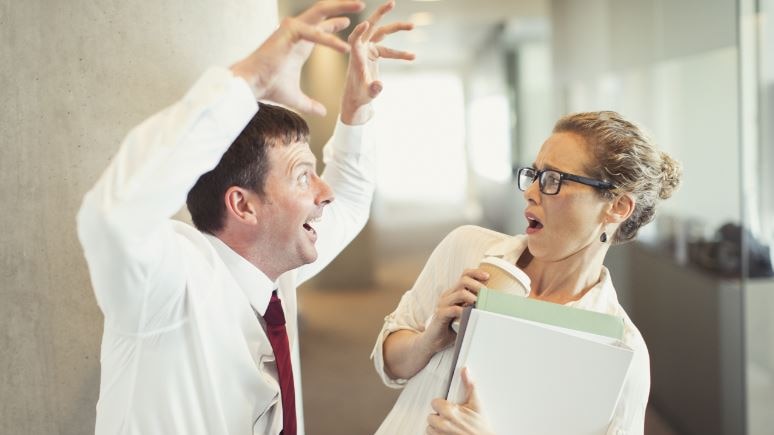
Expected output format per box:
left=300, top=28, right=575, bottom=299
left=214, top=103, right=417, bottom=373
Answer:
left=299, top=172, right=310, bottom=186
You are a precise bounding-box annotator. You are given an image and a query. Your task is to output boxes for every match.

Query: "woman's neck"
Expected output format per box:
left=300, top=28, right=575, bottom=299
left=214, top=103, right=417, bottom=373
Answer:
left=520, top=244, right=608, bottom=305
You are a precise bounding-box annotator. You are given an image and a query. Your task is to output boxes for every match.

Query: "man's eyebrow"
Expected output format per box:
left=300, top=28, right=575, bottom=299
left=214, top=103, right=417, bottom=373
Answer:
left=287, top=158, right=316, bottom=176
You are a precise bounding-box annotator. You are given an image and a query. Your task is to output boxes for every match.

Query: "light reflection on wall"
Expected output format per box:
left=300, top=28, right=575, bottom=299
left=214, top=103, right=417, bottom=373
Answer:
left=468, top=94, right=512, bottom=183
left=370, top=71, right=467, bottom=204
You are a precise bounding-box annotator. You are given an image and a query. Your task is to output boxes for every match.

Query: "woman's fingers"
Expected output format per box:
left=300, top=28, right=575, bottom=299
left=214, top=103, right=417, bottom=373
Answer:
left=436, top=305, right=464, bottom=323
left=461, top=367, right=482, bottom=412
left=461, top=275, right=486, bottom=294
left=462, top=267, right=490, bottom=283
left=439, top=269, right=488, bottom=306
left=439, top=281, right=477, bottom=306
left=441, top=287, right=477, bottom=307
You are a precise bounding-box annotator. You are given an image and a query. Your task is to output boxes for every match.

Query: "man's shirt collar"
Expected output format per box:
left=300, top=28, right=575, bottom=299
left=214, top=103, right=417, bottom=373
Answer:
left=205, top=234, right=274, bottom=315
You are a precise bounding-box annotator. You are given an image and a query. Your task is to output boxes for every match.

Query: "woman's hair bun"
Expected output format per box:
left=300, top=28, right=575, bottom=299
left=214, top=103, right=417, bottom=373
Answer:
left=658, top=151, right=682, bottom=200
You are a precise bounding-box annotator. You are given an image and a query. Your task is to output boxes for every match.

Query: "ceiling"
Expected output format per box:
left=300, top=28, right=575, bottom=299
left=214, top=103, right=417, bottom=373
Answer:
left=283, top=0, right=549, bottom=69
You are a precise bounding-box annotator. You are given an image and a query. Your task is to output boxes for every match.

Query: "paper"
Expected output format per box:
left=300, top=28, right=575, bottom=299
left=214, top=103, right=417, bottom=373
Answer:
left=446, top=308, right=633, bottom=435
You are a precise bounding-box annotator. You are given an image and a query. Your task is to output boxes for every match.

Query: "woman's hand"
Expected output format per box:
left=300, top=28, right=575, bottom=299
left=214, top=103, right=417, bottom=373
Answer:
left=382, top=268, right=488, bottom=380
left=418, top=268, right=489, bottom=355
left=427, top=368, right=495, bottom=435
left=340, top=0, right=415, bottom=125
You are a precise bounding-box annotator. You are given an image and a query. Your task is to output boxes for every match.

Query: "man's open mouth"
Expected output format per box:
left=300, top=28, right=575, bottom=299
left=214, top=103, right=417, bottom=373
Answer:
left=303, top=216, right=320, bottom=236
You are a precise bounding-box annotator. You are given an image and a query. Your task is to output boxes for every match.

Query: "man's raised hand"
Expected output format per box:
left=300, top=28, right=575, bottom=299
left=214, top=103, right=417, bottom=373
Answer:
left=231, top=0, right=366, bottom=116
left=340, top=0, right=415, bottom=125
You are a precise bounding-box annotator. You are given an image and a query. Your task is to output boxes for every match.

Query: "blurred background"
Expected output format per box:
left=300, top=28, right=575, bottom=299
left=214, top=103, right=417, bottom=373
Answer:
left=2, top=0, right=773, bottom=434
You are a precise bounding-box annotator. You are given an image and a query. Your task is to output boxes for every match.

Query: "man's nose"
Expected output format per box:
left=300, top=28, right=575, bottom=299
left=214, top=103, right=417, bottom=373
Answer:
left=314, top=175, right=334, bottom=206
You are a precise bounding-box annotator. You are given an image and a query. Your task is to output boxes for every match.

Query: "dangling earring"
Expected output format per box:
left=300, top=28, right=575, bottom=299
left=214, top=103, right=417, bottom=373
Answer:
left=600, top=232, right=608, bottom=243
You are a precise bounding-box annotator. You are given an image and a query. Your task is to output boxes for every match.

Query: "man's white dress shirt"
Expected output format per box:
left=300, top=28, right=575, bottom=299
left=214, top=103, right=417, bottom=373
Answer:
left=77, top=67, right=375, bottom=435
left=371, top=225, right=650, bottom=435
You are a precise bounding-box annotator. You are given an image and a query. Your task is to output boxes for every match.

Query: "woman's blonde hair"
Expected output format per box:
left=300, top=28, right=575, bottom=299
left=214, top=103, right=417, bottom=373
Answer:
left=553, top=111, right=682, bottom=244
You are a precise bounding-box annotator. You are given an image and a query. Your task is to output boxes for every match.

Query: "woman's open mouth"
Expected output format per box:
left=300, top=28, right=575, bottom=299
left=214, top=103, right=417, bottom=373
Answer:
left=526, top=215, right=543, bottom=234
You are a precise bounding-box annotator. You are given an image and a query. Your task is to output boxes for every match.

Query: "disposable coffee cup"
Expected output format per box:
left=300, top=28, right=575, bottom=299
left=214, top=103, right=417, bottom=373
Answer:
left=478, top=256, right=531, bottom=297
left=451, top=257, right=531, bottom=332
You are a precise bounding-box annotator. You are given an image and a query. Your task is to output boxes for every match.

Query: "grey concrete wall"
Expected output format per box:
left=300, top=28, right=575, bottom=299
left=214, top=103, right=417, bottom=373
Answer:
left=0, top=1, right=276, bottom=433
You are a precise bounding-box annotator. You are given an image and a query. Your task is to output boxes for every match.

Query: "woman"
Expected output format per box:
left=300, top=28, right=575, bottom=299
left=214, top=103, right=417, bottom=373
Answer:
left=370, top=111, right=682, bottom=434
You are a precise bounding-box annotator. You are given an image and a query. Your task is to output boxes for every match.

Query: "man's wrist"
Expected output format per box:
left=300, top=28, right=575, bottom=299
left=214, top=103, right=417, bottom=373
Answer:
left=229, top=59, right=269, bottom=100
left=340, top=102, right=373, bottom=125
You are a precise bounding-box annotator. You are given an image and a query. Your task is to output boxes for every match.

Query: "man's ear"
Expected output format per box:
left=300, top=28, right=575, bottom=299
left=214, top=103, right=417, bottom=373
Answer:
left=606, top=193, right=636, bottom=224
left=224, top=186, right=259, bottom=224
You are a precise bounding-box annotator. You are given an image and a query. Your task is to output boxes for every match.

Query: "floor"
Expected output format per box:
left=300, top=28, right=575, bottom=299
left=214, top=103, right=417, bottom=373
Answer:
left=297, top=222, right=681, bottom=434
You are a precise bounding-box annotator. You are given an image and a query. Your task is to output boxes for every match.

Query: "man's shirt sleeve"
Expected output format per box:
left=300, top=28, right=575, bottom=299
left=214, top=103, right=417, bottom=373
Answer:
left=294, top=119, right=376, bottom=284
left=77, top=67, right=258, bottom=333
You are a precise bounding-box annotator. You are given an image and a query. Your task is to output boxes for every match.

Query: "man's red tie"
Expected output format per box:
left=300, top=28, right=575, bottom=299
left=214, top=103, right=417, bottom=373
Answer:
left=263, top=290, right=296, bottom=435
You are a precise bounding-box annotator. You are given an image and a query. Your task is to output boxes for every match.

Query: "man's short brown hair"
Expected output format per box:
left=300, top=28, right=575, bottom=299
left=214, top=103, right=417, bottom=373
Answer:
left=186, top=103, right=310, bottom=234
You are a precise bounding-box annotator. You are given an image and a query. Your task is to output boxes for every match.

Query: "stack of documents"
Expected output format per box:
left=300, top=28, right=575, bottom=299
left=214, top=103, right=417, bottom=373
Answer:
left=445, top=288, right=633, bottom=435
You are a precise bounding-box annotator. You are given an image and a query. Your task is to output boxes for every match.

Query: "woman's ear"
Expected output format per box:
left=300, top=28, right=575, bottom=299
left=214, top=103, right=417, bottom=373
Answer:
left=606, top=193, right=636, bottom=224
left=224, top=186, right=259, bottom=224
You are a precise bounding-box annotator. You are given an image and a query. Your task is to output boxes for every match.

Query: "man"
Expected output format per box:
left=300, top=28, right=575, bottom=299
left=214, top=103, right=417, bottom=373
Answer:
left=76, top=1, right=413, bottom=434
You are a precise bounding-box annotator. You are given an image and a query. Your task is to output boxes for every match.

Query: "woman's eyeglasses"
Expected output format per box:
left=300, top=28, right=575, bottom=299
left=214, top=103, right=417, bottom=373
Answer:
left=516, top=167, right=614, bottom=195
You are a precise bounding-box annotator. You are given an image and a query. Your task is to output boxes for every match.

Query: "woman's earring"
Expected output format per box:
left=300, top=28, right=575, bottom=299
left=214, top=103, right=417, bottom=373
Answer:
left=600, top=232, right=608, bottom=243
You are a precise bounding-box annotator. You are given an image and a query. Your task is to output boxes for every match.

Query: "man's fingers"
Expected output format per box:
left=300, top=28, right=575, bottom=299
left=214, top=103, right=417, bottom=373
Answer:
left=371, top=22, right=414, bottom=43
left=363, top=0, right=396, bottom=40
left=307, top=99, right=328, bottom=117
left=461, top=367, right=481, bottom=412
left=376, top=45, right=416, bottom=61
left=368, top=80, right=383, bottom=98
left=284, top=92, right=327, bottom=117
left=298, top=0, right=365, bottom=24
left=294, top=20, right=351, bottom=53
left=318, top=16, right=352, bottom=34
left=348, top=21, right=369, bottom=44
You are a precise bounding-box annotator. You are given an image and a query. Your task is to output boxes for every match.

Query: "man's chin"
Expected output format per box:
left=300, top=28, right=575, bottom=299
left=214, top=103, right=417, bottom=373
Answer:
left=301, top=248, right=318, bottom=265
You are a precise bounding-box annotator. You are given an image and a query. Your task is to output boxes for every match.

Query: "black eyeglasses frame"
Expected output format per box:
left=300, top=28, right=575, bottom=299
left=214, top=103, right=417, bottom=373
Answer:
left=516, top=167, right=615, bottom=195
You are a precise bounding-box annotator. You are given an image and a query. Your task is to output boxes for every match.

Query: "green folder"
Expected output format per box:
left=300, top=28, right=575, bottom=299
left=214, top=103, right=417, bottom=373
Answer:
left=475, top=288, right=624, bottom=340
